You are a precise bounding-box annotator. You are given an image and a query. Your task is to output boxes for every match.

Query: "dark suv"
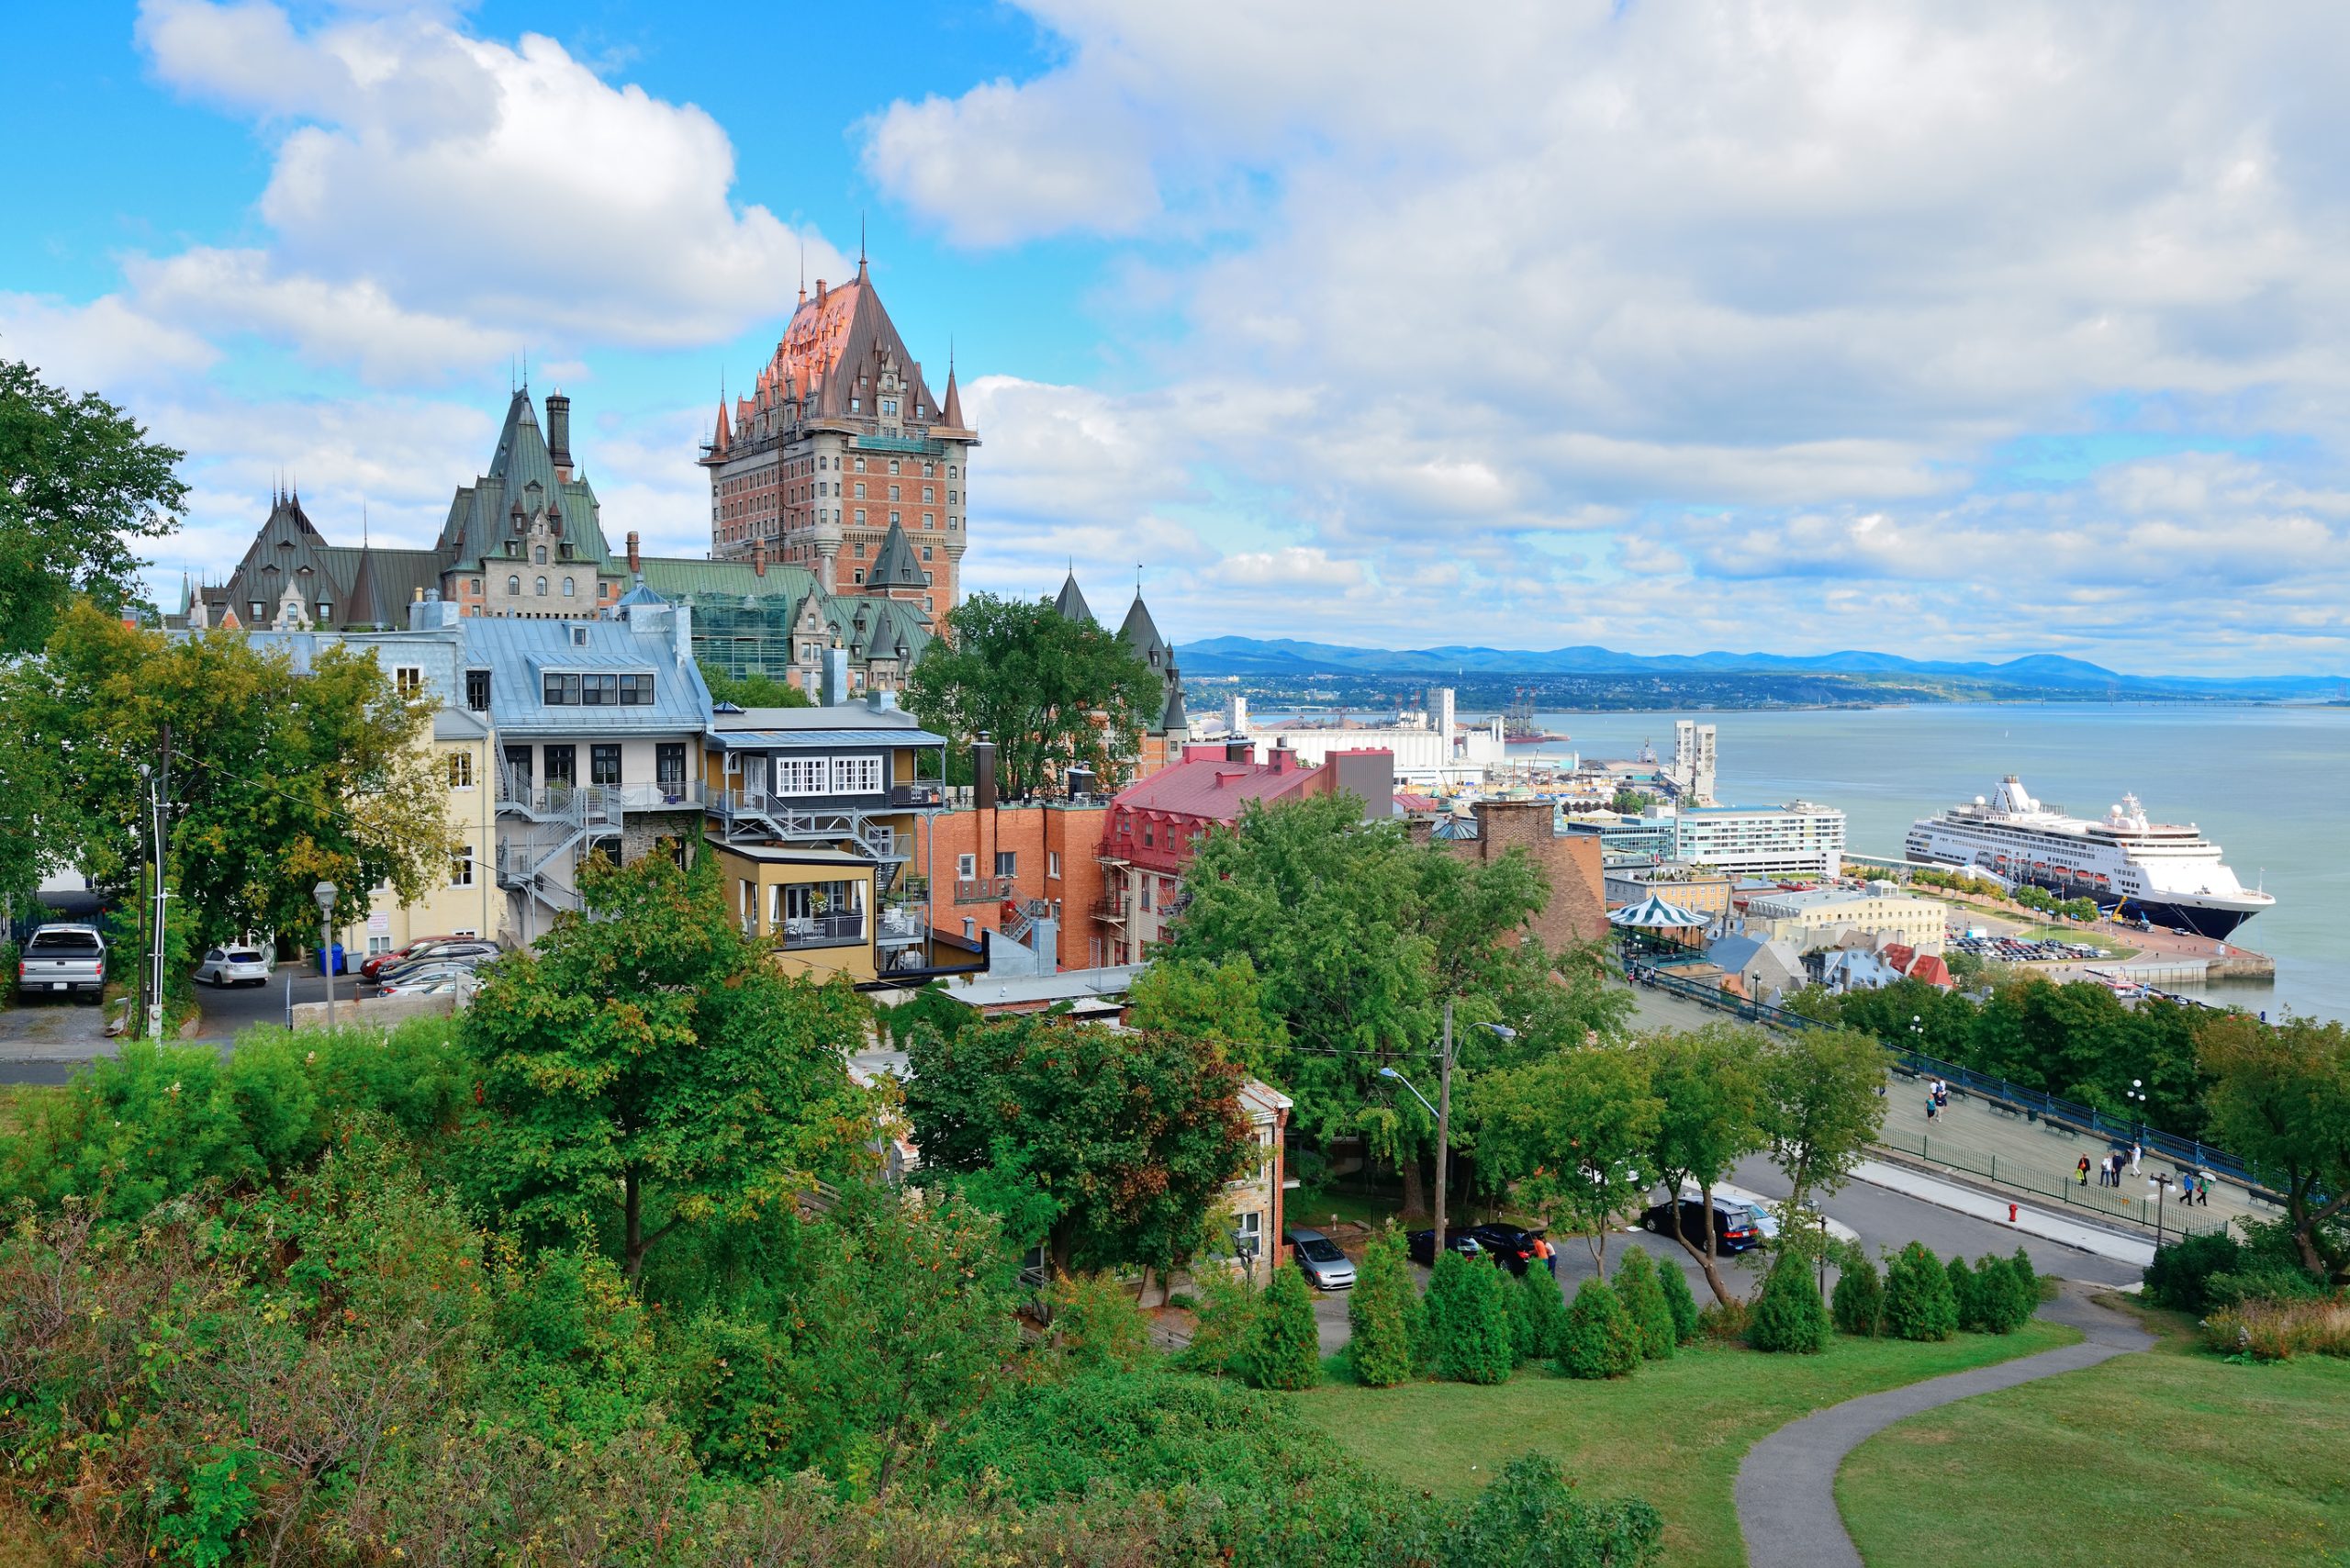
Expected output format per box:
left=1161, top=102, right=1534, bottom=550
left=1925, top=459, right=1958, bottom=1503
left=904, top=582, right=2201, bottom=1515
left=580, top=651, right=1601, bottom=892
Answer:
left=1638, top=1196, right=1764, bottom=1254
left=1460, top=1224, right=1548, bottom=1275
left=1405, top=1227, right=1487, bottom=1267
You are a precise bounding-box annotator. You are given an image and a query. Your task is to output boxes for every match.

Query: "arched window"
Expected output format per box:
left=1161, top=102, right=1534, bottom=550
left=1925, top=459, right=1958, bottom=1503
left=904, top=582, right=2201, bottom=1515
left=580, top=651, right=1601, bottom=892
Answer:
left=507, top=575, right=520, bottom=595
left=562, top=577, right=576, bottom=597
left=535, top=576, right=548, bottom=596
left=534, top=545, right=547, bottom=565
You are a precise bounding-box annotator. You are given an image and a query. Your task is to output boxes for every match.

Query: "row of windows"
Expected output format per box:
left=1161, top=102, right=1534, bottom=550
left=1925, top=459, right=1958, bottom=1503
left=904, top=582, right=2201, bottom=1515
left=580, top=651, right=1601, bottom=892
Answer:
left=542, top=673, right=656, bottom=706
left=764, top=755, right=884, bottom=796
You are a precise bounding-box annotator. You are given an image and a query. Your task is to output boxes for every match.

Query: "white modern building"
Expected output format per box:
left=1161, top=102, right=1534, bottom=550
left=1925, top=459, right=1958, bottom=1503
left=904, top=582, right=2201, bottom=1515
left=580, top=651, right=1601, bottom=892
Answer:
left=1662, top=800, right=1846, bottom=879
left=1672, top=720, right=1718, bottom=805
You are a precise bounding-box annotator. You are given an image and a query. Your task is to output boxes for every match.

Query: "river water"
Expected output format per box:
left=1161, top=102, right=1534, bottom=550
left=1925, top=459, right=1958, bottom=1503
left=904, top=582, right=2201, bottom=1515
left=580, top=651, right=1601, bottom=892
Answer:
left=1493, top=703, right=2348, bottom=1025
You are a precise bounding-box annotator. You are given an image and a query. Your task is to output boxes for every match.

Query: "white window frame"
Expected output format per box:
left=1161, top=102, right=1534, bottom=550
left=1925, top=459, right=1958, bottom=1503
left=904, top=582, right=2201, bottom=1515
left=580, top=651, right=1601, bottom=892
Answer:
left=1046, top=851, right=1060, bottom=880
left=773, top=756, right=829, bottom=795
left=957, top=853, right=976, bottom=880
left=833, top=755, right=882, bottom=795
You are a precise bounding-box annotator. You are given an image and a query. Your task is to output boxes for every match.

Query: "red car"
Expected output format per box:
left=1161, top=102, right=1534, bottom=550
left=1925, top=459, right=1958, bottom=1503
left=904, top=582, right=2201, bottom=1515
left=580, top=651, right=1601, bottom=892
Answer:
left=358, top=935, right=456, bottom=981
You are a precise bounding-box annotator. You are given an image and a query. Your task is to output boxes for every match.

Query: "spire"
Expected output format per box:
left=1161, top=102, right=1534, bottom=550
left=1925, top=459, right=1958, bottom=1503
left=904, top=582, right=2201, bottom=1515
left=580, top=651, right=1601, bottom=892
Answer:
left=799, top=237, right=807, bottom=303
left=858, top=210, right=867, bottom=275
left=1053, top=567, right=1094, bottom=625
left=711, top=394, right=733, bottom=455
left=941, top=354, right=965, bottom=429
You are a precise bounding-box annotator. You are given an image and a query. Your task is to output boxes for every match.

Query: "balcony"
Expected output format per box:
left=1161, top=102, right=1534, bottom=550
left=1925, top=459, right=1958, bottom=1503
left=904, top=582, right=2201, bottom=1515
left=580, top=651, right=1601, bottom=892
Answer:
left=875, top=905, right=924, bottom=946
left=779, top=912, right=867, bottom=949
left=955, top=875, right=1017, bottom=905
left=888, top=781, right=945, bottom=809
left=1090, top=895, right=1126, bottom=924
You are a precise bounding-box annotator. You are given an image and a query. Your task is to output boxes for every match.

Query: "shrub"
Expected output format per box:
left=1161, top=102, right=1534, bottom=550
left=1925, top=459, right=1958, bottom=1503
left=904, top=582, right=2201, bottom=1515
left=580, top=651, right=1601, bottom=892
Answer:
left=1046, top=1272, right=1154, bottom=1372
left=1245, top=1265, right=1323, bottom=1390
left=1946, top=1255, right=1981, bottom=1331
left=1696, top=1296, right=1751, bottom=1343
left=1656, top=1256, right=1702, bottom=1345
left=1179, top=1268, right=1259, bottom=1377
left=1559, top=1278, right=1642, bottom=1380
left=2199, top=1294, right=2350, bottom=1362
left=1748, top=1256, right=1831, bottom=1354
left=2204, top=1264, right=2326, bottom=1310
left=1831, top=1254, right=1884, bottom=1337
left=2009, top=1246, right=2041, bottom=1305
left=1347, top=1228, right=1422, bottom=1388
left=1443, top=1452, right=1666, bottom=1566
left=1428, top=1252, right=1516, bottom=1384
left=2143, top=1229, right=2244, bottom=1314
left=1514, top=1263, right=1570, bottom=1363
left=1968, top=1256, right=2033, bottom=1335
left=1611, top=1249, right=1675, bottom=1361
left=1883, top=1242, right=1958, bottom=1341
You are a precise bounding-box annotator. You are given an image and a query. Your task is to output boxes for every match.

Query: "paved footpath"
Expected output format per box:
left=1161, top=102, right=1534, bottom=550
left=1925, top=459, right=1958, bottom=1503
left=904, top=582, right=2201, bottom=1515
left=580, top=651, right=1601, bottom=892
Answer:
left=1734, top=1282, right=2153, bottom=1568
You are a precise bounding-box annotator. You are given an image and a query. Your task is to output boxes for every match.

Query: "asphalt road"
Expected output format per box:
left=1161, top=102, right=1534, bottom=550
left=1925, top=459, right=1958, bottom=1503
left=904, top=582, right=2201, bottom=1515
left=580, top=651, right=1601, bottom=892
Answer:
left=0, top=961, right=348, bottom=1083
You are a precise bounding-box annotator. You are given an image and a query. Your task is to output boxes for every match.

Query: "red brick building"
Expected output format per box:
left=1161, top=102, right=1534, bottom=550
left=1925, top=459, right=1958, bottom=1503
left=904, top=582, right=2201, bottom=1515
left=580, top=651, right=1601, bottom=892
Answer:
left=704, top=258, right=974, bottom=610
left=1410, top=798, right=1610, bottom=949
left=908, top=801, right=1113, bottom=971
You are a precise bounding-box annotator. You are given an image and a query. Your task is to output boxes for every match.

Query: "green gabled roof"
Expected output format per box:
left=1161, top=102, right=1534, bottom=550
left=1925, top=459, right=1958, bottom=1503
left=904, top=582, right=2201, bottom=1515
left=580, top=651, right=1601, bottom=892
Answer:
left=636, top=555, right=824, bottom=602
left=823, top=593, right=932, bottom=664
left=866, top=521, right=927, bottom=588
left=438, top=389, right=613, bottom=568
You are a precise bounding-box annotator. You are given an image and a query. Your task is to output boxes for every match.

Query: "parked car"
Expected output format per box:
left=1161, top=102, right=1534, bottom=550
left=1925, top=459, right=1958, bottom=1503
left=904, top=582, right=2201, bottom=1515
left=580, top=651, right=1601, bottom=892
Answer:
left=195, top=945, right=273, bottom=987
left=1460, top=1223, right=1548, bottom=1275
left=17, top=924, right=106, bottom=1002
left=369, top=937, right=496, bottom=980
left=376, top=971, right=481, bottom=999
left=368, top=960, right=487, bottom=993
left=1638, top=1196, right=1765, bottom=1254
left=1405, top=1227, right=1488, bottom=1267
left=358, top=935, right=456, bottom=981
left=367, top=944, right=499, bottom=988
left=1285, top=1226, right=1357, bottom=1292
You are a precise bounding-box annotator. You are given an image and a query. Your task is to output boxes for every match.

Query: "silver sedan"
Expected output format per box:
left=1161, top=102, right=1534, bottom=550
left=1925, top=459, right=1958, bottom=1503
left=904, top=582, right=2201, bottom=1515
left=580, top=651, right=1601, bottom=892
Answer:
left=195, top=946, right=274, bottom=987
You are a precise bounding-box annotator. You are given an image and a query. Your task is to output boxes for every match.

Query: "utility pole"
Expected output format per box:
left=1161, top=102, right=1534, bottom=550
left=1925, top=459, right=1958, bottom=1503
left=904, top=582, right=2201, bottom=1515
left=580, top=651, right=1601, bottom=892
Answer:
left=1435, top=998, right=1454, bottom=1261
left=148, top=722, right=171, bottom=1041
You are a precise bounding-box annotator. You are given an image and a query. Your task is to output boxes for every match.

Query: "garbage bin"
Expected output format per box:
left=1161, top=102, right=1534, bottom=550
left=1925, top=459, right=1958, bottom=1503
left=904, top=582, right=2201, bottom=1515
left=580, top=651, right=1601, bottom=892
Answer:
left=317, top=943, right=346, bottom=977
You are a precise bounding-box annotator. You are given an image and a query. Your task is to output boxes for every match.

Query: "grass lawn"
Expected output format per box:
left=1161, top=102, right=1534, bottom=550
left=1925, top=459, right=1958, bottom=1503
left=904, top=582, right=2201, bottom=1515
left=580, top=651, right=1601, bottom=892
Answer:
left=1292, top=1319, right=2080, bottom=1568
left=1839, top=1300, right=2350, bottom=1568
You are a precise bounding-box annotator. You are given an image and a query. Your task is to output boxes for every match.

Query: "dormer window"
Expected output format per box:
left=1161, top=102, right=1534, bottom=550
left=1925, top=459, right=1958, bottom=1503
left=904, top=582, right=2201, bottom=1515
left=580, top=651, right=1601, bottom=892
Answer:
left=570, top=624, right=589, bottom=647
left=534, top=545, right=547, bottom=564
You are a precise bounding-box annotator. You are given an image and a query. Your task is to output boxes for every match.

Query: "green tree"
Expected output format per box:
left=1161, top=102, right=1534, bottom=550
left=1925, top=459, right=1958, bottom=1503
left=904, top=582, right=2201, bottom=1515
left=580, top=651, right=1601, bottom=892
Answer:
left=1946, top=1255, right=1981, bottom=1331
left=1125, top=954, right=1284, bottom=1074
left=2197, top=1013, right=2350, bottom=1279
left=1443, top=1454, right=1665, bottom=1568
left=1426, top=1252, right=1516, bottom=1384
left=1759, top=1027, right=1888, bottom=1214
left=904, top=592, right=1164, bottom=795
left=1558, top=1276, right=1641, bottom=1380
left=903, top=1010, right=1254, bottom=1279
left=0, top=359, right=186, bottom=655
left=1346, top=1227, right=1424, bottom=1387
left=1164, top=790, right=1577, bottom=1216
left=6, top=604, right=449, bottom=945
left=463, top=851, right=874, bottom=1283
left=1831, top=1252, right=1885, bottom=1337
left=1046, top=1273, right=1155, bottom=1372
left=698, top=662, right=813, bottom=709
left=1610, top=1248, right=1675, bottom=1361
left=1610, top=788, right=1656, bottom=816
left=1468, top=1047, right=1660, bottom=1271
left=1635, top=1025, right=1769, bottom=1304
left=1246, top=1265, right=1323, bottom=1391
left=1748, top=1254, right=1831, bottom=1354
left=1514, top=1262, right=1570, bottom=1363
left=1882, top=1242, right=1959, bottom=1341
left=1656, top=1256, right=1701, bottom=1345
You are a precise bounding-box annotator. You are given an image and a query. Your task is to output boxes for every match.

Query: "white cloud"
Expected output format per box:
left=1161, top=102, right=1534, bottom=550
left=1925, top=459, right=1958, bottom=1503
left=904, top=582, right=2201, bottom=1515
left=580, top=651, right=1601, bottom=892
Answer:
left=125, top=0, right=835, bottom=372
left=1207, top=545, right=1365, bottom=590
left=0, top=293, right=219, bottom=392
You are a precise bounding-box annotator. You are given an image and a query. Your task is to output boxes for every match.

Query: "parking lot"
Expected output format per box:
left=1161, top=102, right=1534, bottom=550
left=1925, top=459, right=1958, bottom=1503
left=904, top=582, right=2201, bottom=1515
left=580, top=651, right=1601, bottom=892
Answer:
left=1950, top=932, right=2108, bottom=964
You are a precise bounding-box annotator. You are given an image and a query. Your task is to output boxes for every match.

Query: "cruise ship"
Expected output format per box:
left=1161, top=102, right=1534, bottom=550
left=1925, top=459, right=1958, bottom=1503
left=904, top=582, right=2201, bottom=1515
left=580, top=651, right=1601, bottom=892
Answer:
left=1905, top=776, right=2274, bottom=939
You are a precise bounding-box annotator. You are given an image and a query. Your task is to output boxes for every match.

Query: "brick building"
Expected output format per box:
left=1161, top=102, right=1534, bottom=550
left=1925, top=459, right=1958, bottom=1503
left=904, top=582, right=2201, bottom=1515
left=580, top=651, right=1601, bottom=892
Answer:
left=907, top=800, right=1113, bottom=971
left=703, top=257, right=974, bottom=608
left=1411, top=798, right=1610, bottom=951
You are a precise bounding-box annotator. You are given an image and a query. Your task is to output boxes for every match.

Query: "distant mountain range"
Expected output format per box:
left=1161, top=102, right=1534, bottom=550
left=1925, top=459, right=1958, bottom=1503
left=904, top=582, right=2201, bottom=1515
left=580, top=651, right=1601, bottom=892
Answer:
left=1174, top=636, right=2344, bottom=700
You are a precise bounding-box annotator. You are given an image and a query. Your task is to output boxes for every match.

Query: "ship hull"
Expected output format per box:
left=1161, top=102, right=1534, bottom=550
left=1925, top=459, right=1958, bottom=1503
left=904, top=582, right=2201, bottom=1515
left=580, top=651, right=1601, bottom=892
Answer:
left=1904, top=851, right=2265, bottom=940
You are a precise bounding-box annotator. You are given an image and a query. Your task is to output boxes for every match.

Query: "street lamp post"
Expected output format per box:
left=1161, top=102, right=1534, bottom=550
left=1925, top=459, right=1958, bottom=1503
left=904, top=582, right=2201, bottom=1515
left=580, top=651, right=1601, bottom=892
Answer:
left=1382, top=1003, right=1514, bottom=1262
left=2127, top=1079, right=2148, bottom=1152
left=1231, top=1226, right=1258, bottom=1289
left=313, top=881, right=338, bottom=1029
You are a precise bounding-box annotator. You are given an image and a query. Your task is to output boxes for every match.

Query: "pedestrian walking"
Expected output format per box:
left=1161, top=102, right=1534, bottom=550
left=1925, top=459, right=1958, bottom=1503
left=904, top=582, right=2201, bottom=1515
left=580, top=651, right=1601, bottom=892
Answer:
left=2130, top=1142, right=2143, bottom=1177
left=2197, top=1170, right=2211, bottom=1206
left=1926, top=1092, right=1939, bottom=1123
left=2076, top=1156, right=2091, bottom=1187
left=2179, top=1172, right=2196, bottom=1204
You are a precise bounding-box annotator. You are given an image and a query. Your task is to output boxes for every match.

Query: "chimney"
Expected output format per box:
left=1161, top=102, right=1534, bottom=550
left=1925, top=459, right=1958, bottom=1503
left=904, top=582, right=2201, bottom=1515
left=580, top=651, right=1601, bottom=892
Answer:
left=973, top=733, right=998, bottom=812
left=546, top=390, right=572, bottom=481
left=816, top=278, right=827, bottom=304
left=821, top=640, right=850, bottom=706
left=1271, top=744, right=1298, bottom=774
left=1067, top=764, right=1096, bottom=800
left=626, top=530, right=641, bottom=573
left=752, top=537, right=767, bottom=577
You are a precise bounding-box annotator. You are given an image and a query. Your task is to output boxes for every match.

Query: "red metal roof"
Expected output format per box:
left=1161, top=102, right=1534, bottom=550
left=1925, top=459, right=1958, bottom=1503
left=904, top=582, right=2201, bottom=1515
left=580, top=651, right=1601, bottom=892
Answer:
left=1110, top=756, right=1319, bottom=823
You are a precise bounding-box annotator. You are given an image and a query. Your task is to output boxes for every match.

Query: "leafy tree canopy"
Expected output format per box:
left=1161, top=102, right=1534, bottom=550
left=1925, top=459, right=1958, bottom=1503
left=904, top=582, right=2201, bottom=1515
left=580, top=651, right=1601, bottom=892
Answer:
left=3, top=601, right=446, bottom=942
left=903, top=1010, right=1254, bottom=1278
left=699, top=661, right=813, bottom=709
left=1468, top=1047, right=1660, bottom=1270
left=1163, top=791, right=1627, bottom=1173
left=2197, top=1013, right=2350, bottom=1279
left=462, top=850, right=876, bottom=1283
left=1759, top=1025, right=1889, bottom=1211
left=0, top=358, right=186, bottom=655
left=904, top=592, right=1163, bottom=796
left=1631, top=1025, right=1769, bottom=1304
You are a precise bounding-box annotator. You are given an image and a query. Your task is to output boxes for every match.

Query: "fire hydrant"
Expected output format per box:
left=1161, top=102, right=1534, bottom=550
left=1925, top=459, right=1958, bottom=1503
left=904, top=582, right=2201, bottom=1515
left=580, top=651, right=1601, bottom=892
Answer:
left=2008, top=1203, right=2019, bottom=1224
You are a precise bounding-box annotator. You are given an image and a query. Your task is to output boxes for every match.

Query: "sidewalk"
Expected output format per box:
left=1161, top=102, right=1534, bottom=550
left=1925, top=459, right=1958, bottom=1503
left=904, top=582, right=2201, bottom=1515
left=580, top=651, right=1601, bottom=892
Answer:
left=1849, top=1159, right=2154, bottom=1268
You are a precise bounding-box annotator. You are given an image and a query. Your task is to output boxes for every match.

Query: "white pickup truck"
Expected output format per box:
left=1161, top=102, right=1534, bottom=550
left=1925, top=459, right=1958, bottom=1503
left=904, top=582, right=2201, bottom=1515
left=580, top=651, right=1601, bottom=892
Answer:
left=17, top=924, right=107, bottom=1002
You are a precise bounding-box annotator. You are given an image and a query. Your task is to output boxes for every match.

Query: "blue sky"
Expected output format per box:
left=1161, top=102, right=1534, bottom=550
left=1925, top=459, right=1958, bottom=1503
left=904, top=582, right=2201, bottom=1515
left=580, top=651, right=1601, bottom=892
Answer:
left=6, top=3, right=2348, bottom=676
